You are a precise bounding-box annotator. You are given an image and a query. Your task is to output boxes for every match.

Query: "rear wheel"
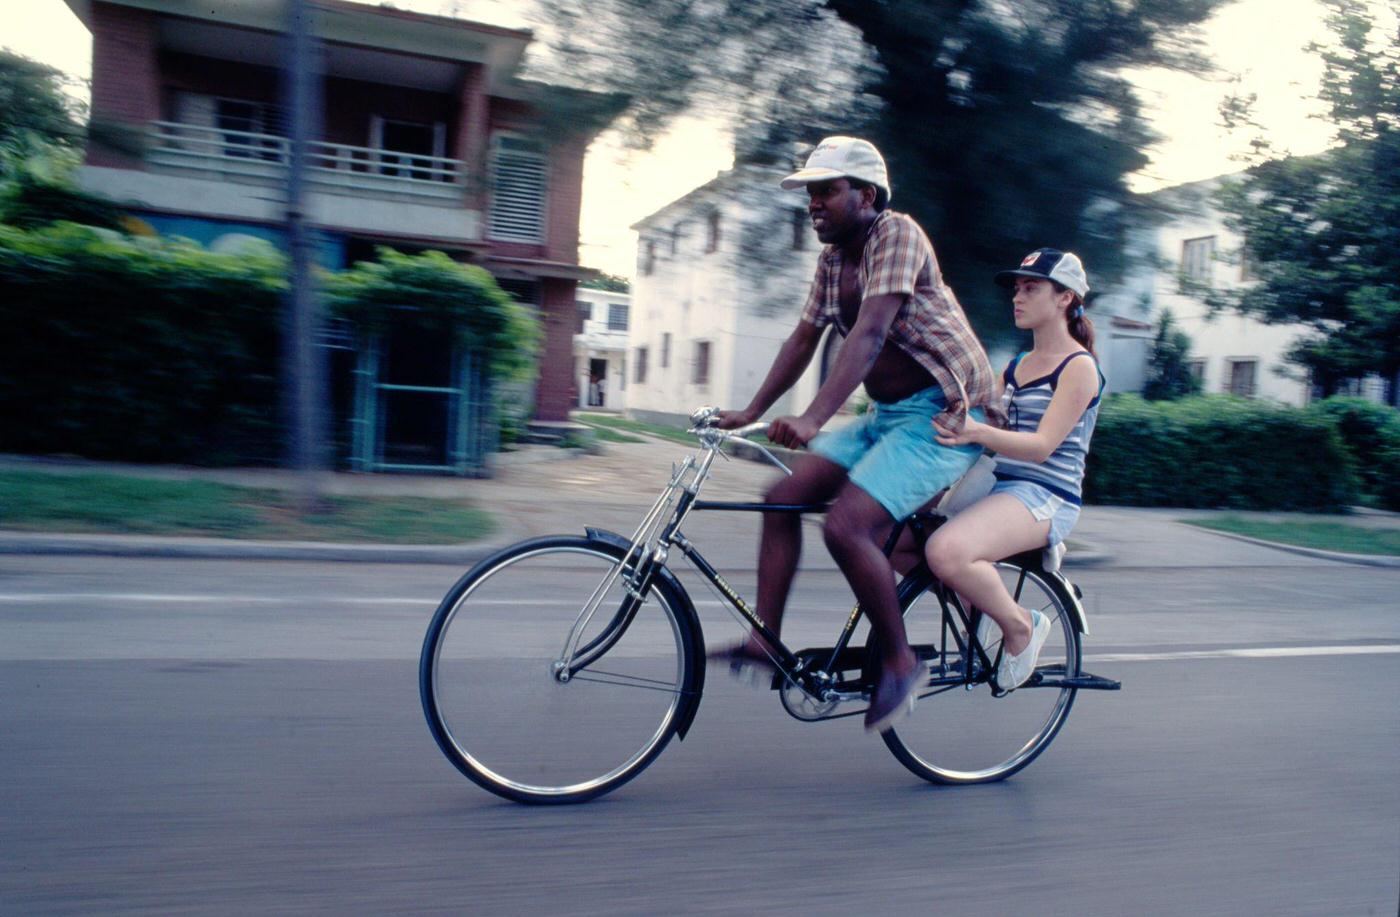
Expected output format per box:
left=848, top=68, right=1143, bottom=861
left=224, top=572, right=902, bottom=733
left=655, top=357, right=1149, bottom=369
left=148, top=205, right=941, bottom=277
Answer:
left=420, top=536, right=700, bottom=804
left=880, top=561, right=1080, bottom=784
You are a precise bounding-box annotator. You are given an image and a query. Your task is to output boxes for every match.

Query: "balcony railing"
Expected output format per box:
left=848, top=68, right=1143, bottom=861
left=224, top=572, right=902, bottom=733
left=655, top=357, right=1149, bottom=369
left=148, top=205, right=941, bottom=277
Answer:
left=147, top=121, right=466, bottom=202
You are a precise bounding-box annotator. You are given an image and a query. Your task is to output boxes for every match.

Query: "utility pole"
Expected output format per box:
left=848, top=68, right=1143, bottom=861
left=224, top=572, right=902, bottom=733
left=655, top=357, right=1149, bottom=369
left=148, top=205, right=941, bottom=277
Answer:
left=282, top=0, right=327, bottom=512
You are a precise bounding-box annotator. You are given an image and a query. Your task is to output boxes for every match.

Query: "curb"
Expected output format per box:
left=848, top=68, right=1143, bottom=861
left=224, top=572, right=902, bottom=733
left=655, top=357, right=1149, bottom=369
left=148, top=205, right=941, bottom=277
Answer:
left=0, top=531, right=517, bottom=565
left=1190, top=528, right=1400, bottom=568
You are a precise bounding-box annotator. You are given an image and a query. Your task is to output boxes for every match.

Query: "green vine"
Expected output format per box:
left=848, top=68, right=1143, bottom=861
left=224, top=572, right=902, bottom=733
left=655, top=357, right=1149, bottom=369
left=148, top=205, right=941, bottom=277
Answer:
left=324, top=248, right=541, bottom=382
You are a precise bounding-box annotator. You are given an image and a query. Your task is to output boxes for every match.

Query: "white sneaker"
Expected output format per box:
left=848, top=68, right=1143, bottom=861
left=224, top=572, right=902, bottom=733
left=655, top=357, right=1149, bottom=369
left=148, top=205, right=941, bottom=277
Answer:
left=997, top=609, right=1050, bottom=690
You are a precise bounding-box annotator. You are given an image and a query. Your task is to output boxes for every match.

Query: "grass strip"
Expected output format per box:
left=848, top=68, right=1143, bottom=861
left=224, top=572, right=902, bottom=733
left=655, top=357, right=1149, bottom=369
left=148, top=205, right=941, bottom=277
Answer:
left=0, top=471, right=494, bottom=544
left=1181, top=515, right=1400, bottom=556
left=570, top=418, right=645, bottom=443
left=572, top=412, right=697, bottom=445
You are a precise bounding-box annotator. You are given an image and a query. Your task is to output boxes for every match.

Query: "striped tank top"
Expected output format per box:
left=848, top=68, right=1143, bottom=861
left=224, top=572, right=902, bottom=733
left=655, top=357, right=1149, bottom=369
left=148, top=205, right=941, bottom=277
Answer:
left=993, top=351, right=1106, bottom=506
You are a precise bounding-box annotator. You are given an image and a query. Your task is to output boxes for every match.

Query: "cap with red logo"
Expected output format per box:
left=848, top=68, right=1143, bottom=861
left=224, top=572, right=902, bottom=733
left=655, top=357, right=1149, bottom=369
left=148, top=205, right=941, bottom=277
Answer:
left=995, top=249, right=1089, bottom=299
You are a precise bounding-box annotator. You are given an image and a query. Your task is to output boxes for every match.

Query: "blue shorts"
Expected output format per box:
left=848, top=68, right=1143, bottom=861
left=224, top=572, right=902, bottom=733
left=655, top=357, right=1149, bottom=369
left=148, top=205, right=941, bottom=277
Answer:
left=809, top=387, right=983, bottom=521
left=990, top=478, right=1081, bottom=546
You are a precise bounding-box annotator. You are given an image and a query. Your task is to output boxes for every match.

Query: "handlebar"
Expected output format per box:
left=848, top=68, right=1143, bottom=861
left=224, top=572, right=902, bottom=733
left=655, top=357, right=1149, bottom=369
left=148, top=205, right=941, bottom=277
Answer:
left=728, top=421, right=771, bottom=439
left=686, top=407, right=791, bottom=476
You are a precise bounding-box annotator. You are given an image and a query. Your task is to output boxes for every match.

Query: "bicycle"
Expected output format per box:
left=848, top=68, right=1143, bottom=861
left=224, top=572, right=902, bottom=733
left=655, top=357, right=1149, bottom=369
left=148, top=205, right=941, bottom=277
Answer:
left=419, top=407, right=1121, bottom=804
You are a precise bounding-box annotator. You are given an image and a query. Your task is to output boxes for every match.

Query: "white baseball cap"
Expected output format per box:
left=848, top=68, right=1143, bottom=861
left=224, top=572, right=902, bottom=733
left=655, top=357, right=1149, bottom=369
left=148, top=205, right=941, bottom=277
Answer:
left=780, top=136, right=891, bottom=201
left=994, top=248, right=1090, bottom=299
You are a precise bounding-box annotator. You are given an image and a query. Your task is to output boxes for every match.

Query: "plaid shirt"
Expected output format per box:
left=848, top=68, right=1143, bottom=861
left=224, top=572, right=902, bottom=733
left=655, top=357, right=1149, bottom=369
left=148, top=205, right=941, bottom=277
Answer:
left=799, top=210, right=1003, bottom=429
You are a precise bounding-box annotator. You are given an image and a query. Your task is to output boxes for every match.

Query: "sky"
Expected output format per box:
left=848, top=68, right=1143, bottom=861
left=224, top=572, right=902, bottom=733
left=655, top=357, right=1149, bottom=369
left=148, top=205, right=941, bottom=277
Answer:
left=3, top=0, right=1344, bottom=277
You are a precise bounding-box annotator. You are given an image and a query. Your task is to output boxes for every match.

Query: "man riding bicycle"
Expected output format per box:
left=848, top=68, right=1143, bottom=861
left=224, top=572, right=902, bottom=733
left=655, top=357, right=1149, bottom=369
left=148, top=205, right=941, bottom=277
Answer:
left=714, top=136, right=1002, bottom=732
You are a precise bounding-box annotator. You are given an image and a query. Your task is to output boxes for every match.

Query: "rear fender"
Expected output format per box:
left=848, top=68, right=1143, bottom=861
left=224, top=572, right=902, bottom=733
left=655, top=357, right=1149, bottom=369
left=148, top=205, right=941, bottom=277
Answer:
left=1004, top=549, right=1089, bottom=635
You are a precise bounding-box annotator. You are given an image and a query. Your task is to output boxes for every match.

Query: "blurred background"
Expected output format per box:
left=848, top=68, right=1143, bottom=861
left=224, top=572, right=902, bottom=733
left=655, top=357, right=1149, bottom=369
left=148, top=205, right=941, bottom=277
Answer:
left=0, top=0, right=1396, bottom=511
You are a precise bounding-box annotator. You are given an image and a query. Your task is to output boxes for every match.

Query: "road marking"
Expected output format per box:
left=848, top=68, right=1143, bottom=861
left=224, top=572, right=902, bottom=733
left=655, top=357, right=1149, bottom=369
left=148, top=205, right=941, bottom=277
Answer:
left=1086, top=645, right=1400, bottom=662
left=0, top=593, right=826, bottom=609
left=0, top=593, right=437, bottom=605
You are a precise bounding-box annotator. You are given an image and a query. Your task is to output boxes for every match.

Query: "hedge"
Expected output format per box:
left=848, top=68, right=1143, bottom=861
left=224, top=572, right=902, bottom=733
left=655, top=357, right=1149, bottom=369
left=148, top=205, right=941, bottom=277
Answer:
left=1083, top=394, right=1360, bottom=511
left=0, top=225, right=540, bottom=467
left=0, top=223, right=286, bottom=464
left=1307, top=397, right=1400, bottom=510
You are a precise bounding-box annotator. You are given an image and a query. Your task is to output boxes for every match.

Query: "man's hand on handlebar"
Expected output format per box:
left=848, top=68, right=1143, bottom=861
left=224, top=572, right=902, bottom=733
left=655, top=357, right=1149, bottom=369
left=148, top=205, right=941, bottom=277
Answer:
left=766, top=415, right=820, bottom=449
left=713, top=409, right=757, bottom=430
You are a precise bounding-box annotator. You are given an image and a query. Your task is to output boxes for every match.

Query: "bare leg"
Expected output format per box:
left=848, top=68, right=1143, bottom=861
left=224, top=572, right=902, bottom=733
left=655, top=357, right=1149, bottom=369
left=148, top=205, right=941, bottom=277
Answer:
left=924, top=494, right=1051, bottom=655
left=821, top=483, right=913, bottom=677
left=744, top=455, right=849, bottom=653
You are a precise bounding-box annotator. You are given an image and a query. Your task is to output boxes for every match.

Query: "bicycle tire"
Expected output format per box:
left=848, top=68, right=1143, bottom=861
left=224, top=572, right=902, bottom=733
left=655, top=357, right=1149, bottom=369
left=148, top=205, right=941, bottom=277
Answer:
left=880, top=560, right=1081, bottom=784
left=420, top=535, right=703, bottom=804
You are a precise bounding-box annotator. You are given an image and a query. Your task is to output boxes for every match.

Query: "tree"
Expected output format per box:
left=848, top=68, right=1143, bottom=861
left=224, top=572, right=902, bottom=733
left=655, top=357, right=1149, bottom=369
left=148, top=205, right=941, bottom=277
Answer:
left=527, top=0, right=1228, bottom=344
left=580, top=272, right=630, bottom=293
left=0, top=49, right=85, bottom=153
left=1142, top=308, right=1201, bottom=400
left=1215, top=0, right=1400, bottom=402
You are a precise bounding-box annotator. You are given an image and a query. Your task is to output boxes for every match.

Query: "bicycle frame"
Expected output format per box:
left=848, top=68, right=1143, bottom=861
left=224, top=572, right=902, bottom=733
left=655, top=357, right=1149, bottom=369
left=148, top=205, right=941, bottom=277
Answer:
left=552, top=419, right=1004, bottom=707
left=555, top=410, right=1119, bottom=706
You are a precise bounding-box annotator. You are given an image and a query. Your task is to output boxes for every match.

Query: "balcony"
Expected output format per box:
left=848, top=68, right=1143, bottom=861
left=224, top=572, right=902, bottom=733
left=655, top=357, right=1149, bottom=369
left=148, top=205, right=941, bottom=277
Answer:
left=79, top=120, right=484, bottom=243
left=148, top=121, right=467, bottom=202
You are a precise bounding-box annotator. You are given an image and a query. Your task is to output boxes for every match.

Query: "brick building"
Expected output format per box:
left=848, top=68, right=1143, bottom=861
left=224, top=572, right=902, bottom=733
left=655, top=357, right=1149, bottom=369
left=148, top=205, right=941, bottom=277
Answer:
left=62, top=0, right=619, bottom=471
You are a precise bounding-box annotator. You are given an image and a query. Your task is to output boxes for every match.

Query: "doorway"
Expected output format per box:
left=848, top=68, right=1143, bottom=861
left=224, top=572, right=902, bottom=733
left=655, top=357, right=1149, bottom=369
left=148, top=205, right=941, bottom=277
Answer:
left=586, top=358, right=608, bottom=407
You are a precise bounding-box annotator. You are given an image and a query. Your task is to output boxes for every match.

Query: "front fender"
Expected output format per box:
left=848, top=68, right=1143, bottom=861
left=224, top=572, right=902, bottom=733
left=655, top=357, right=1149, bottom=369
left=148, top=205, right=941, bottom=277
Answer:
left=584, top=527, right=707, bottom=739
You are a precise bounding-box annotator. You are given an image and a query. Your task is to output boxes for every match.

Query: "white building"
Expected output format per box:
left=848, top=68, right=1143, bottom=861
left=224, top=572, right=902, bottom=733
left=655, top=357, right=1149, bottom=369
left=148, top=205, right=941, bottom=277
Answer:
left=627, top=164, right=846, bottom=427
left=1094, top=176, right=1317, bottom=404
left=631, top=166, right=1390, bottom=421
left=572, top=288, right=630, bottom=411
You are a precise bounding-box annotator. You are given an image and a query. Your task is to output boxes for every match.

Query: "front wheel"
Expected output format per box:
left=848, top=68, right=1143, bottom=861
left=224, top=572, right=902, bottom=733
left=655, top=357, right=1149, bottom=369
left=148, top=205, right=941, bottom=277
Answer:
left=881, top=561, right=1081, bottom=784
left=420, top=536, right=702, bottom=804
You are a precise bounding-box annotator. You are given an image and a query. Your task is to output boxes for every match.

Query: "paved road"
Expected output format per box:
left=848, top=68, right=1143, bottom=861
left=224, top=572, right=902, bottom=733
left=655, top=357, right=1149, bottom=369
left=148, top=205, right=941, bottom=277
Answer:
left=2, top=549, right=1398, bottom=915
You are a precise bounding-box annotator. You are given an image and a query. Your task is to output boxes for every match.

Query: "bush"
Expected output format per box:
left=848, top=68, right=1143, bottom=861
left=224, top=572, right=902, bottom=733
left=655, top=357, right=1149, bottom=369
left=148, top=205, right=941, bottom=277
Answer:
left=0, top=169, right=126, bottom=230
left=0, top=223, right=286, bottom=464
left=1308, top=397, right=1400, bottom=510
left=1083, top=394, right=1359, bottom=511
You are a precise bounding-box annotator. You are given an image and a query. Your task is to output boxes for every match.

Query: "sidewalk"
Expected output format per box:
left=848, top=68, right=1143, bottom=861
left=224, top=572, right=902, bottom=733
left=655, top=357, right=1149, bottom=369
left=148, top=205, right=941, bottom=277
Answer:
left=3, top=445, right=1398, bottom=568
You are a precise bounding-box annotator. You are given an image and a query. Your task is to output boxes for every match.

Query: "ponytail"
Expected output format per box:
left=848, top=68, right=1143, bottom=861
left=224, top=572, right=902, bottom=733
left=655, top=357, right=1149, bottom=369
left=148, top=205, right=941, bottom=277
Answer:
left=1053, top=282, right=1096, bottom=356
left=1068, top=302, right=1096, bottom=356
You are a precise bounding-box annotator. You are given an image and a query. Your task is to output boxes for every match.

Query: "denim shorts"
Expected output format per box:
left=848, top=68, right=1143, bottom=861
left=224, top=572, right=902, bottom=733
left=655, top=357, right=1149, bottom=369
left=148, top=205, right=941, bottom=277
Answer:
left=989, top=478, right=1081, bottom=546
left=808, top=387, right=983, bottom=521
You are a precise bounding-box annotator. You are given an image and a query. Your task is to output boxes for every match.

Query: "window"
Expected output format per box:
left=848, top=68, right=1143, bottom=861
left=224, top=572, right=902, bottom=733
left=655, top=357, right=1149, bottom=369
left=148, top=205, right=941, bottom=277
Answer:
left=1181, top=236, right=1217, bottom=282
left=1227, top=359, right=1257, bottom=398
left=576, top=299, right=593, bottom=327
left=705, top=211, right=721, bottom=254
left=1186, top=359, right=1206, bottom=385
left=670, top=225, right=681, bottom=256
left=660, top=333, right=671, bottom=368
left=635, top=346, right=648, bottom=384
left=373, top=117, right=445, bottom=181
left=607, top=303, right=629, bottom=331
left=215, top=99, right=282, bottom=160
left=792, top=208, right=808, bottom=250
left=489, top=135, right=547, bottom=243
left=692, top=340, right=711, bottom=385
left=641, top=240, right=656, bottom=276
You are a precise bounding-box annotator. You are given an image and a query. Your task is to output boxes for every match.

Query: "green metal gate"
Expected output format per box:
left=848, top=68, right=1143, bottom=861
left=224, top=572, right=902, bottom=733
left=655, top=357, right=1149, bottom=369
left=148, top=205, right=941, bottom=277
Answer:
left=349, top=333, right=495, bottom=476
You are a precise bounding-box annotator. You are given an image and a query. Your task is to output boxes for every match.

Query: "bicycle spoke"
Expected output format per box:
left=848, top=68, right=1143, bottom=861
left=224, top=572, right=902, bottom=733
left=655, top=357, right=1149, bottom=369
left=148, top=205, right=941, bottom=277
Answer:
left=883, top=562, right=1080, bottom=784
left=422, top=538, right=694, bottom=803
left=569, top=670, right=687, bottom=694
